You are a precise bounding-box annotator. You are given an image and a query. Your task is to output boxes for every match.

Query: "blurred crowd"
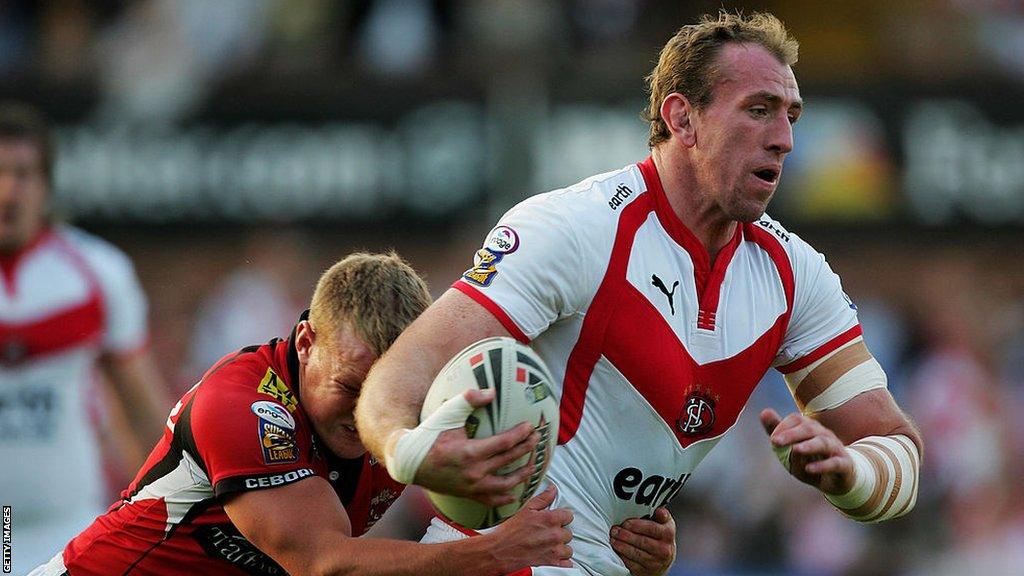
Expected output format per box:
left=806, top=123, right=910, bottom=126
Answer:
left=4, top=0, right=1024, bottom=124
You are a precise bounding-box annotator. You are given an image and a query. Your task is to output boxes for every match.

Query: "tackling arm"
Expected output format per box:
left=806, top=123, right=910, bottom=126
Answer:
left=356, top=288, right=539, bottom=504
left=762, top=341, right=923, bottom=522
left=225, top=478, right=573, bottom=576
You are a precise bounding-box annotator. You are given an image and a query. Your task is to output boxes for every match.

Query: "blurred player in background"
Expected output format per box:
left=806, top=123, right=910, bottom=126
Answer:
left=358, top=12, right=923, bottom=575
left=0, top=101, right=169, bottom=573
left=33, top=252, right=575, bottom=575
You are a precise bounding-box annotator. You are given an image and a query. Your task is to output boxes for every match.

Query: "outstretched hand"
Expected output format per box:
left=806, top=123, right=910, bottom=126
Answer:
left=413, top=389, right=540, bottom=506
left=490, top=485, right=574, bottom=571
left=760, top=408, right=855, bottom=495
left=610, top=507, right=676, bottom=576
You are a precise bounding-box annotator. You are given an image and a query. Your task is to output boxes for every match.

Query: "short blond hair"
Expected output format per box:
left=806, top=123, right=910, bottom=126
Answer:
left=643, top=11, right=799, bottom=148
left=309, top=251, right=431, bottom=356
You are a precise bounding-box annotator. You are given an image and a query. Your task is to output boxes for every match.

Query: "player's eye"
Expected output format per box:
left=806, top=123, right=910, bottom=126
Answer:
left=749, top=106, right=769, bottom=118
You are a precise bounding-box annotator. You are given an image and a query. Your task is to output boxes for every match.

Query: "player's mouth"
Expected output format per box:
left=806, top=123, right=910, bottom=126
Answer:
left=752, top=166, right=780, bottom=185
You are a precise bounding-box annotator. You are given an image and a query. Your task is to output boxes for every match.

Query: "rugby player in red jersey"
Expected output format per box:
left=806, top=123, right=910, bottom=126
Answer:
left=31, top=252, right=575, bottom=576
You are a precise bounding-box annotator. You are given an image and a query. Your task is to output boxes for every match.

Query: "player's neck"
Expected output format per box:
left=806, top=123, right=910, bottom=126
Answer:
left=651, top=148, right=737, bottom=264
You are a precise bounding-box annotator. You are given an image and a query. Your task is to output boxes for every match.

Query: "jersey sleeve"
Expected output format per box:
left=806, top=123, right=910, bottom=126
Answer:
left=452, top=194, right=590, bottom=341
left=81, top=234, right=149, bottom=354
left=185, top=366, right=318, bottom=498
left=774, top=233, right=862, bottom=373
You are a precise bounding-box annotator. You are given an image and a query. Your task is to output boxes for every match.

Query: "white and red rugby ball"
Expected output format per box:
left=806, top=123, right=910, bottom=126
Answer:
left=421, top=336, right=559, bottom=529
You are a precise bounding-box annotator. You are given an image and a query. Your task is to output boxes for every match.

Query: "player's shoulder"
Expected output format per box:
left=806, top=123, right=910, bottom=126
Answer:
left=196, top=343, right=300, bottom=414
left=54, top=225, right=136, bottom=276
left=751, top=213, right=817, bottom=255
left=505, top=162, right=647, bottom=235
left=749, top=213, right=834, bottom=280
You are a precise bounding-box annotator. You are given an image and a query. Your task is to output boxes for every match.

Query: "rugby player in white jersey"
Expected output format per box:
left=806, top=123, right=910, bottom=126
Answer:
left=0, top=101, right=169, bottom=572
left=357, top=12, right=922, bottom=576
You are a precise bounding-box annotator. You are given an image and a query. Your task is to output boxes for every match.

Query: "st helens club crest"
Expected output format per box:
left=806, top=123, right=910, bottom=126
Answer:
left=677, top=387, right=717, bottom=437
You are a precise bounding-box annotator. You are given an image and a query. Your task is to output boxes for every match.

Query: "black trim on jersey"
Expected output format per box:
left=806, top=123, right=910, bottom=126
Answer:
left=177, top=399, right=207, bottom=477
left=214, top=467, right=317, bottom=497
left=324, top=453, right=365, bottom=506
left=286, top=310, right=307, bottom=395
left=124, top=398, right=200, bottom=502
left=121, top=497, right=219, bottom=575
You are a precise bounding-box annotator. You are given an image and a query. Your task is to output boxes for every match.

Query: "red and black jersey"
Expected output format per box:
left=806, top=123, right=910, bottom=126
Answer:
left=61, top=319, right=405, bottom=575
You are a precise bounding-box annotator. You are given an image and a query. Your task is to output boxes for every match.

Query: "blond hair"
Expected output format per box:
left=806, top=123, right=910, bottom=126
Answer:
left=309, top=251, right=431, bottom=356
left=643, top=11, right=799, bottom=148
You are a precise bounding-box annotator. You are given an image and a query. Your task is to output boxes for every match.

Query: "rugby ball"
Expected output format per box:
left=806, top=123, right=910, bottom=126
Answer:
left=420, top=337, right=559, bottom=529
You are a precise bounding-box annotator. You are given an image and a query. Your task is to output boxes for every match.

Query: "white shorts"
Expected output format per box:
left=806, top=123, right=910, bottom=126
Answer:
left=420, top=516, right=587, bottom=576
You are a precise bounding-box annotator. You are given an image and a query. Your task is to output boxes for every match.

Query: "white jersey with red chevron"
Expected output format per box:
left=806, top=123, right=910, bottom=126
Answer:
left=0, top=225, right=147, bottom=565
left=449, top=157, right=861, bottom=575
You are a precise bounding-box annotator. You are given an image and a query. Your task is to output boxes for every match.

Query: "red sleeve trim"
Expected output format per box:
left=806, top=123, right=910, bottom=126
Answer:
left=438, top=514, right=481, bottom=537
left=777, top=324, right=863, bottom=374
left=451, top=281, right=531, bottom=344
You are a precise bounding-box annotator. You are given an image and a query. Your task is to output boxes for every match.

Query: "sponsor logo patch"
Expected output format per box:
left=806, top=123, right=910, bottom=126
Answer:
left=462, top=225, right=521, bottom=287
left=194, top=524, right=286, bottom=575
left=251, top=401, right=295, bottom=430
left=485, top=225, right=520, bottom=254
left=259, top=419, right=298, bottom=465
left=676, top=387, right=718, bottom=437
left=463, top=249, right=503, bottom=287
left=243, top=468, right=315, bottom=489
left=367, top=487, right=402, bottom=531
left=608, top=184, right=633, bottom=210
left=756, top=219, right=791, bottom=242
left=256, top=368, right=297, bottom=413
left=612, top=467, right=691, bottom=510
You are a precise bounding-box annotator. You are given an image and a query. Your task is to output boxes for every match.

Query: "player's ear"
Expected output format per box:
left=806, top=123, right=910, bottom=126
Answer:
left=295, top=320, right=316, bottom=364
left=661, top=93, right=696, bottom=147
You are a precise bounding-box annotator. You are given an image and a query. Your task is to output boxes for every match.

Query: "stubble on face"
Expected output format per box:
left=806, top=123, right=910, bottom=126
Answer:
left=690, top=43, right=800, bottom=224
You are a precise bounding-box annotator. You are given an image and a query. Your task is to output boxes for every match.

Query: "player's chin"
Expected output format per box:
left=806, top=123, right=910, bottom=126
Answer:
left=729, top=199, right=770, bottom=223
left=329, top=427, right=367, bottom=459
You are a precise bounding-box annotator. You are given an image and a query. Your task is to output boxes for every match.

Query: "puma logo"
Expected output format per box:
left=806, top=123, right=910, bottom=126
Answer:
left=651, top=274, right=679, bottom=315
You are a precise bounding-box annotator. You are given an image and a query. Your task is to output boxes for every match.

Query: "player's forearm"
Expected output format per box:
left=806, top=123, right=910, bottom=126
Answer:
left=356, top=329, right=447, bottom=462
left=305, top=535, right=516, bottom=576
left=825, top=433, right=920, bottom=522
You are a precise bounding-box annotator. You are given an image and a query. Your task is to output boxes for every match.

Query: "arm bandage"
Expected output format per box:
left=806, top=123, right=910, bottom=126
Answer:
left=777, top=345, right=919, bottom=522
left=383, top=392, right=476, bottom=484
left=783, top=340, right=887, bottom=415
left=825, top=434, right=920, bottom=522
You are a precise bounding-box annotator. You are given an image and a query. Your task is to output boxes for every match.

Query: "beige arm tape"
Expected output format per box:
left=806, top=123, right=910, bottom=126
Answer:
left=781, top=346, right=918, bottom=521
left=784, top=339, right=886, bottom=415
left=825, top=435, right=920, bottom=522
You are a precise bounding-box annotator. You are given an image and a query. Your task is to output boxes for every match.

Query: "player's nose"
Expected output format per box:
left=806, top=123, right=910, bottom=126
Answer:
left=765, top=114, right=793, bottom=155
